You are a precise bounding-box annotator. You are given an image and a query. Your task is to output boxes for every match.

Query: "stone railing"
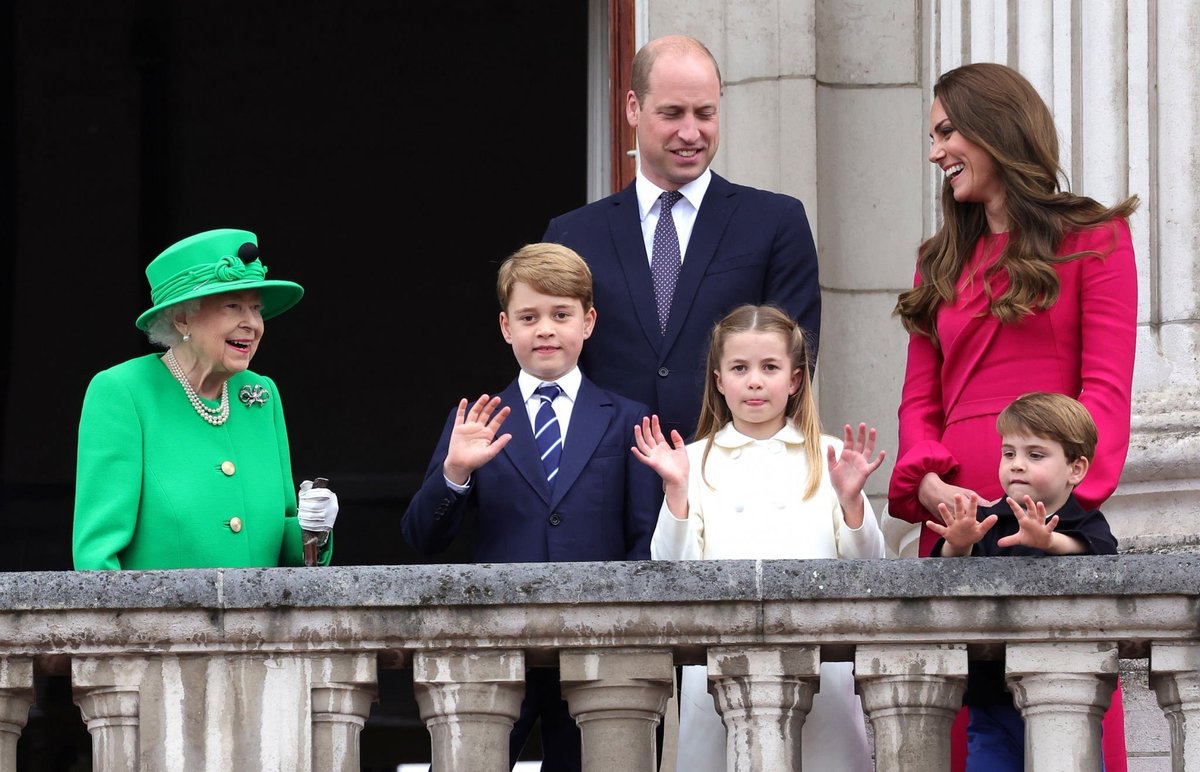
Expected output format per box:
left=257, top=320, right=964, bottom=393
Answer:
left=1, top=555, right=1199, bottom=771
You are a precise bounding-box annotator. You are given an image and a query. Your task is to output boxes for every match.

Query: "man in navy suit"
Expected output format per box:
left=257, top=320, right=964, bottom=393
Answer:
left=544, top=34, right=821, bottom=442
left=402, top=243, right=660, bottom=772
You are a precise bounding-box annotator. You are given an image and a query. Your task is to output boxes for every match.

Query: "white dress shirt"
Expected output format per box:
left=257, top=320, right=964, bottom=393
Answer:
left=516, top=367, right=582, bottom=440
left=635, top=168, right=712, bottom=264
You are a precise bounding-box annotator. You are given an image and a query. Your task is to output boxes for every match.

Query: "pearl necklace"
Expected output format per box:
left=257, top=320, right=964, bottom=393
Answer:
left=164, top=349, right=229, bottom=426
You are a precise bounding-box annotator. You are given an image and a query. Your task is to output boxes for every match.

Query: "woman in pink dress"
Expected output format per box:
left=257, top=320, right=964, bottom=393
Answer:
left=888, top=62, right=1138, bottom=772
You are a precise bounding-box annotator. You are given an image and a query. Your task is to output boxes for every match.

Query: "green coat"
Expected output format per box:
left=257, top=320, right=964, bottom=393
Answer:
left=73, top=354, right=328, bottom=569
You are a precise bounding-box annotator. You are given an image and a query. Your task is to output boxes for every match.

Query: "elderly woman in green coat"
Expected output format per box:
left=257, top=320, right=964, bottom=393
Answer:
left=73, top=228, right=338, bottom=570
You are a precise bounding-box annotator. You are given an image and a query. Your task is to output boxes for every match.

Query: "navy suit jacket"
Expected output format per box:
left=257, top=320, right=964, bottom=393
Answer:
left=543, top=172, right=821, bottom=440
left=401, top=375, right=660, bottom=562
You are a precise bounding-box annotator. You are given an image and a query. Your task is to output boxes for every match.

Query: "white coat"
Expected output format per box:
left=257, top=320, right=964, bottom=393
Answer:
left=652, top=420, right=883, bottom=772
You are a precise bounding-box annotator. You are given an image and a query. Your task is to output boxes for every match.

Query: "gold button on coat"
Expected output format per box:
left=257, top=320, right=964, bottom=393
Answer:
left=229, top=517, right=243, bottom=533
left=221, top=461, right=236, bottom=476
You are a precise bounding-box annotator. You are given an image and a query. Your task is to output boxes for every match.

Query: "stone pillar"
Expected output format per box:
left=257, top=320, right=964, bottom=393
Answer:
left=813, top=0, right=926, bottom=487
left=855, top=643, right=967, bottom=772
left=646, top=2, right=819, bottom=210
left=1006, top=643, right=1117, bottom=772
left=560, top=647, right=672, bottom=772
left=1149, top=642, right=1200, bottom=769
left=413, top=650, right=525, bottom=772
left=310, top=653, right=378, bottom=772
left=1110, top=0, right=1200, bottom=551
left=72, top=656, right=149, bottom=772
left=0, top=658, right=34, bottom=772
left=706, top=645, right=821, bottom=772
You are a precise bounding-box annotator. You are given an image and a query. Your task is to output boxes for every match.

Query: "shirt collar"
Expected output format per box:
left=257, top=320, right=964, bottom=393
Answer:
left=635, top=168, right=712, bottom=222
left=712, top=419, right=806, bottom=448
left=518, top=367, right=582, bottom=403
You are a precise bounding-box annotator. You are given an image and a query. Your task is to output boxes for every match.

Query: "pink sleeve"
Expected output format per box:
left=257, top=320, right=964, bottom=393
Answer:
left=1073, top=219, right=1136, bottom=509
left=887, top=271, right=959, bottom=524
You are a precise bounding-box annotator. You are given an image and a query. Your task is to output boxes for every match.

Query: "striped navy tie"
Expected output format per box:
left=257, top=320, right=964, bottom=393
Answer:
left=533, top=383, right=563, bottom=486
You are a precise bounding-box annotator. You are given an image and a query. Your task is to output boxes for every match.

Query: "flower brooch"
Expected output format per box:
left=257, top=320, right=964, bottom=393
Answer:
left=238, top=384, right=271, bottom=408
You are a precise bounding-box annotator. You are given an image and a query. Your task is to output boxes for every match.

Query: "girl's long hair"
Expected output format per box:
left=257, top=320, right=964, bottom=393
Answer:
left=694, top=304, right=823, bottom=499
left=894, top=62, right=1139, bottom=344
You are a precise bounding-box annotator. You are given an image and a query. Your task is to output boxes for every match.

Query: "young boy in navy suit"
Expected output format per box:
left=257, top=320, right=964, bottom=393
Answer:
left=401, top=242, right=661, bottom=772
left=927, top=392, right=1117, bottom=771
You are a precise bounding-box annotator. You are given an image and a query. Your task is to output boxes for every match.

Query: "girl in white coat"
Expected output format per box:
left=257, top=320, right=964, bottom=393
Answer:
left=633, top=303, right=885, bottom=772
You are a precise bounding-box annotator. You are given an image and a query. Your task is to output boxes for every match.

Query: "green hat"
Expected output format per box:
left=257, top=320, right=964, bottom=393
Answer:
left=135, top=228, right=305, bottom=330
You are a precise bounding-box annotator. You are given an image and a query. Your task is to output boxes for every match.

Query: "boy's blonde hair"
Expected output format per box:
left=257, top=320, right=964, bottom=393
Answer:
left=497, top=243, right=594, bottom=312
left=995, top=392, right=1098, bottom=462
left=695, top=304, right=823, bottom=499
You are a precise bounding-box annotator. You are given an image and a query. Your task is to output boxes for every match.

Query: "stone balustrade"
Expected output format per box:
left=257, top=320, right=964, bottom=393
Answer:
left=1, top=555, right=1198, bottom=771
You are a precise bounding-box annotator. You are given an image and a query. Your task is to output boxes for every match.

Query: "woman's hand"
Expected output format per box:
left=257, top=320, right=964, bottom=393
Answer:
left=297, top=479, right=339, bottom=532
left=918, top=473, right=985, bottom=523
left=827, top=423, right=886, bottom=528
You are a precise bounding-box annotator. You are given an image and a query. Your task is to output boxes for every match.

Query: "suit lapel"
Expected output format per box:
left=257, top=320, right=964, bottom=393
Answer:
left=664, top=173, right=736, bottom=352
left=497, top=381, right=552, bottom=504
left=607, top=185, right=666, bottom=353
left=549, top=379, right=612, bottom=509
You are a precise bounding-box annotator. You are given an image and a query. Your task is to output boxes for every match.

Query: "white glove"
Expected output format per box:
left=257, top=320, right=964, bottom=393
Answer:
left=298, top=479, right=339, bottom=532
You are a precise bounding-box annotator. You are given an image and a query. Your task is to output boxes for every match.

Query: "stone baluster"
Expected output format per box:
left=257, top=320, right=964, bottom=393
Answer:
left=560, top=647, right=673, bottom=772
left=0, top=658, right=33, bottom=772
left=706, top=645, right=821, bottom=772
left=310, top=653, right=378, bottom=772
left=71, top=656, right=149, bottom=772
left=1006, top=642, right=1117, bottom=771
left=1149, top=642, right=1200, bottom=770
left=855, top=643, right=968, bottom=772
left=413, top=649, right=525, bottom=772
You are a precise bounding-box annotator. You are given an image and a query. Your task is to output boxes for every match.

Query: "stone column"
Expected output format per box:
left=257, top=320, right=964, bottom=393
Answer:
left=310, top=653, right=378, bottom=772
left=1149, top=642, right=1200, bottom=769
left=72, top=656, right=149, bottom=772
left=1110, top=0, right=1200, bottom=551
left=647, top=1, right=819, bottom=210
left=0, top=658, right=34, bottom=772
left=706, top=645, right=821, bottom=772
left=1006, top=643, right=1117, bottom=772
left=855, top=643, right=967, bottom=772
left=812, top=0, right=926, bottom=490
left=413, top=650, right=525, bottom=772
left=560, top=647, right=672, bottom=772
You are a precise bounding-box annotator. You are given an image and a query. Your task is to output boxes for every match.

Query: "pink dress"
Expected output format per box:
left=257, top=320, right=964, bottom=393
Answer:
left=889, top=219, right=1136, bottom=557
left=888, top=218, right=1136, bottom=772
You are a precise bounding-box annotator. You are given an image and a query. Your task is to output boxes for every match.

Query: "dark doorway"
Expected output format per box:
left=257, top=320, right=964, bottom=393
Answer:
left=4, top=2, right=592, bottom=769
left=3, top=2, right=591, bottom=568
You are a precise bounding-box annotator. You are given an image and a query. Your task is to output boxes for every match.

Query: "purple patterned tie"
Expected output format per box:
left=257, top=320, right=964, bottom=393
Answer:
left=651, top=190, right=683, bottom=334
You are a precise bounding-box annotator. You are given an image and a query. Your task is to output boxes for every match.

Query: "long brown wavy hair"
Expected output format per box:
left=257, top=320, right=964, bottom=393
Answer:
left=694, top=304, right=823, bottom=499
left=894, top=62, right=1139, bottom=344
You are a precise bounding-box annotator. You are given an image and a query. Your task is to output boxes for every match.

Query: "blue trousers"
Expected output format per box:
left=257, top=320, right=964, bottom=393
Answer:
left=966, top=703, right=1024, bottom=772
left=967, top=702, right=1104, bottom=772
left=509, top=667, right=581, bottom=772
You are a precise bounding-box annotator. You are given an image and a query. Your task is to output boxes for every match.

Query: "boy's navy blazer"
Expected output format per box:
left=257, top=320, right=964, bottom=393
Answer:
left=543, top=172, right=821, bottom=440
left=401, top=374, right=660, bottom=563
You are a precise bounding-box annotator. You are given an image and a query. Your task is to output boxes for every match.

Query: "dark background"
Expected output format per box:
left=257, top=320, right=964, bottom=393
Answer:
left=2, top=2, right=593, bottom=768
